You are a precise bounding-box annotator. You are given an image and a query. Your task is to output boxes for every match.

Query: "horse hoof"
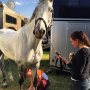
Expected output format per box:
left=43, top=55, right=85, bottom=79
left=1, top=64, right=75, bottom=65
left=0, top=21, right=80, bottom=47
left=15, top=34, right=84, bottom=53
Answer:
left=2, top=81, right=9, bottom=88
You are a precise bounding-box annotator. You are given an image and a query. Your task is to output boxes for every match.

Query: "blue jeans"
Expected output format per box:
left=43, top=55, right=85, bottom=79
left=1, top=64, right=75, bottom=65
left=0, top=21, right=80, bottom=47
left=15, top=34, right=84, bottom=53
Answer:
left=71, top=78, right=90, bottom=90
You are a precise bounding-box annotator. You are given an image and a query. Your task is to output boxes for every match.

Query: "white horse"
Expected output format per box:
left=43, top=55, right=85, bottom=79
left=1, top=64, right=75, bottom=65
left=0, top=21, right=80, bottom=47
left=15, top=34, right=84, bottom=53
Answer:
left=0, top=0, right=53, bottom=89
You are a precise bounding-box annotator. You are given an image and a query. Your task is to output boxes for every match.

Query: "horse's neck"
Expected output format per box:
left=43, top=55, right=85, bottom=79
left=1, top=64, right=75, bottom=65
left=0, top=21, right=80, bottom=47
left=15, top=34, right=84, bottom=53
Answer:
left=27, top=19, right=42, bottom=50
left=19, top=18, right=42, bottom=51
left=24, top=18, right=35, bottom=38
left=34, top=39, right=42, bottom=51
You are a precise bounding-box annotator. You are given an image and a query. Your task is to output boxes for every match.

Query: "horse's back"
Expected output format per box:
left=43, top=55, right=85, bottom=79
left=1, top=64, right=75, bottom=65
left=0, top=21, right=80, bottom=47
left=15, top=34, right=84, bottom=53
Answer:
left=0, top=28, right=16, bottom=33
left=0, top=29, right=16, bottom=38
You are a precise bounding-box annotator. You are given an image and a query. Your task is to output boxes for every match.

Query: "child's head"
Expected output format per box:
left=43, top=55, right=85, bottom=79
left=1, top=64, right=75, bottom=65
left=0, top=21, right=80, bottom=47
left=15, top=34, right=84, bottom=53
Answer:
left=26, top=69, right=32, bottom=78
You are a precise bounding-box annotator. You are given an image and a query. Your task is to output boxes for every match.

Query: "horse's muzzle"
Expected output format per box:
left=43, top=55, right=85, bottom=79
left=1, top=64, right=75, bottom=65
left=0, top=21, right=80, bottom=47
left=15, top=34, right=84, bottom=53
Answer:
left=33, top=29, right=45, bottom=39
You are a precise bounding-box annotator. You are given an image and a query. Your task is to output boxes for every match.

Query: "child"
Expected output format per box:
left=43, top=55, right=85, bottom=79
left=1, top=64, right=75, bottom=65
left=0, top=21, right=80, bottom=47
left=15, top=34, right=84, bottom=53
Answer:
left=26, top=69, right=49, bottom=90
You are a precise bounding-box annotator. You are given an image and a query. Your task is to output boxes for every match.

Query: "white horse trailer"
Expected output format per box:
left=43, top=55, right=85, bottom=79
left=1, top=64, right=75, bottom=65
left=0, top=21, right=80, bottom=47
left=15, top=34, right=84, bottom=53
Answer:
left=50, top=0, right=90, bottom=71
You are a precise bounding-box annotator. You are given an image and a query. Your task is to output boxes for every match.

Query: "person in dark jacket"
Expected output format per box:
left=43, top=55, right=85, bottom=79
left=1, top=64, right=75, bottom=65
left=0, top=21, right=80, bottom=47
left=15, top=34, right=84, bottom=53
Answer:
left=56, top=31, right=90, bottom=90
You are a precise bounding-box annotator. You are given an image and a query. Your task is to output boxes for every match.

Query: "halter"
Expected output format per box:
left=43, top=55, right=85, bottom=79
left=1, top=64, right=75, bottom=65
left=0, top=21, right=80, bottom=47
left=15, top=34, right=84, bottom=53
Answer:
left=35, top=18, right=48, bottom=30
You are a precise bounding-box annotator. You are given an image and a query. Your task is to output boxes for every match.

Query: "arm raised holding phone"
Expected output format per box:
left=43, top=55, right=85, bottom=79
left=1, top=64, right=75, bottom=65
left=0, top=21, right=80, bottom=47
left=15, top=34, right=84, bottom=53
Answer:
left=55, top=51, right=71, bottom=64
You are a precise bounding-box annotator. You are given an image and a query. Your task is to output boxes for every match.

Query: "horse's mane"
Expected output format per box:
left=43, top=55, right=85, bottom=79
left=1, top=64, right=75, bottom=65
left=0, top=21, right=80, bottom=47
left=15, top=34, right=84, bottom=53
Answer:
left=29, top=7, right=37, bottom=22
left=29, top=0, right=45, bottom=23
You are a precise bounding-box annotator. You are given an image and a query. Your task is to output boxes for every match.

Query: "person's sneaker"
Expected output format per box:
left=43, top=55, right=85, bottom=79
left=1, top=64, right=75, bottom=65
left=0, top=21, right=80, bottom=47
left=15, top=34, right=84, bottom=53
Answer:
left=2, top=81, right=8, bottom=87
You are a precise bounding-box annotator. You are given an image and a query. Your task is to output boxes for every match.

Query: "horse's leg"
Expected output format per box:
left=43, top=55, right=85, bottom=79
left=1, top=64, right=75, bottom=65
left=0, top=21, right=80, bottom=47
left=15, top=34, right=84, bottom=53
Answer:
left=0, top=54, right=8, bottom=87
left=8, top=59, right=14, bottom=81
left=0, top=59, right=7, bottom=82
left=31, top=62, right=40, bottom=90
left=18, top=64, right=26, bottom=90
left=31, top=45, right=42, bottom=90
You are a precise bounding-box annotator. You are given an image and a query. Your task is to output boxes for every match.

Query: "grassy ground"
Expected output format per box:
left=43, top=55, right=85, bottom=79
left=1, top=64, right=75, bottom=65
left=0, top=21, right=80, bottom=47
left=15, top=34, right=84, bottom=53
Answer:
left=0, top=52, right=71, bottom=90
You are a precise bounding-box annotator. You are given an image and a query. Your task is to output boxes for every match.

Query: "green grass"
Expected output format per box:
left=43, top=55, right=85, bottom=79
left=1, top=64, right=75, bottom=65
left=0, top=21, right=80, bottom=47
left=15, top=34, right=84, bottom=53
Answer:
left=0, top=52, right=71, bottom=90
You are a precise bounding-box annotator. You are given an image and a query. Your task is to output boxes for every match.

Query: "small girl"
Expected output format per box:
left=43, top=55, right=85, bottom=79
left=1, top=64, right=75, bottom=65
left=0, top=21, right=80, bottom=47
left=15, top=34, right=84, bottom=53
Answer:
left=26, top=69, right=49, bottom=90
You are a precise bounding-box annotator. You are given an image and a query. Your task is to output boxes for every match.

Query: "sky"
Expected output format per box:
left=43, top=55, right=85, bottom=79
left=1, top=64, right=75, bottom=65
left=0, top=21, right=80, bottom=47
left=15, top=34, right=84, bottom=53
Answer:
left=0, top=0, right=39, bottom=18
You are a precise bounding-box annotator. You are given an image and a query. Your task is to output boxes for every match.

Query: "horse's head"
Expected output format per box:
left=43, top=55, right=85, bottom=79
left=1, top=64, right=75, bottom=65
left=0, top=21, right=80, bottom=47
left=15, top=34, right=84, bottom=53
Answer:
left=33, top=0, right=53, bottom=39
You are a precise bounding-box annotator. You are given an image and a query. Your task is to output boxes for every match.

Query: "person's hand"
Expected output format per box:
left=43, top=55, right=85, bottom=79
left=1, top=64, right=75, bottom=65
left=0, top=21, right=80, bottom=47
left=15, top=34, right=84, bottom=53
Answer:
left=69, top=52, right=74, bottom=60
left=56, top=54, right=61, bottom=60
